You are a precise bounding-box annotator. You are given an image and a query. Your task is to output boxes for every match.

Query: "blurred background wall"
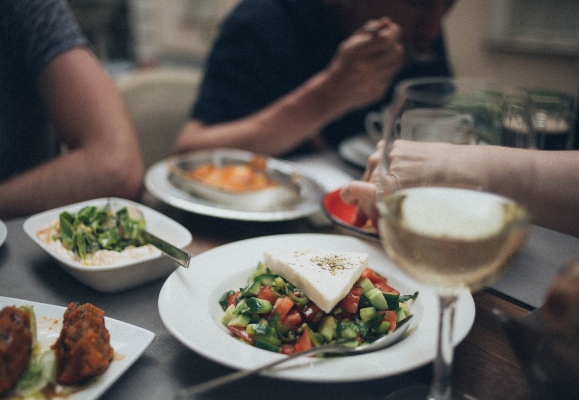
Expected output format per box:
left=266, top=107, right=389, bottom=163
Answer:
left=445, top=0, right=579, bottom=95
left=68, top=0, right=579, bottom=99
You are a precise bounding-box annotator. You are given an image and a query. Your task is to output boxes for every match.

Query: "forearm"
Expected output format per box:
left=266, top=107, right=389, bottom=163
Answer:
left=176, top=69, right=350, bottom=156
left=452, top=146, right=579, bottom=237
left=501, top=150, right=579, bottom=237
left=0, top=146, right=140, bottom=220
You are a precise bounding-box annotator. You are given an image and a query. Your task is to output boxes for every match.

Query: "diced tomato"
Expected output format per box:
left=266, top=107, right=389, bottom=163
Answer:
left=282, top=308, right=303, bottom=330
left=273, top=296, right=295, bottom=320
left=384, top=310, right=397, bottom=331
left=361, top=268, right=387, bottom=284
left=280, top=344, right=295, bottom=355
left=301, top=302, right=323, bottom=323
left=360, top=268, right=401, bottom=295
left=257, top=285, right=278, bottom=305
left=227, top=291, right=240, bottom=307
left=340, top=286, right=364, bottom=314
left=227, top=325, right=255, bottom=345
left=295, top=327, right=314, bottom=353
left=374, top=282, right=400, bottom=296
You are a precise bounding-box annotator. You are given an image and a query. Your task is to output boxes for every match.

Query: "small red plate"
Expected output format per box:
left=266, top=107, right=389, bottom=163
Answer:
left=322, top=189, right=379, bottom=240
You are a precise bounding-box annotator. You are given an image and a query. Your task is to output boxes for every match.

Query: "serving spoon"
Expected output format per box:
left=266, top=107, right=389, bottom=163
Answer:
left=175, top=315, right=413, bottom=399
left=105, top=200, right=191, bottom=268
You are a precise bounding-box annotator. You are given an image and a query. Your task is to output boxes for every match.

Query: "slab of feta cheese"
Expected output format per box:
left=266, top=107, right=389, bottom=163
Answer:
left=263, top=250, right=369, bottom=313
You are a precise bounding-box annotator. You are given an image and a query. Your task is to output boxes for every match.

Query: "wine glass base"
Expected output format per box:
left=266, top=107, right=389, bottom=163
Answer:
left=384, top=385, right=478, bottom=400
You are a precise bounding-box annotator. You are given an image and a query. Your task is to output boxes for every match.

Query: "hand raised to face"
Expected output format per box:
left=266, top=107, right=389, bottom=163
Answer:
left=323, top=18, right=404, bottom=114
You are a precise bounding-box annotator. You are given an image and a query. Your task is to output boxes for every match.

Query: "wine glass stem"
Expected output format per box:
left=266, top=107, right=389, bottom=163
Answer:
left=429, top=294, right=458, bottom=400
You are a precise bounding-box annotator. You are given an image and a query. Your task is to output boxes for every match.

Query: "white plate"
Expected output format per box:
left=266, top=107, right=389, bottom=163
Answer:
left=0, top=296, right=155, bottom=399
left=338, top=133, right=377, bottom=168
left=145, top=150, right=326, bottom=222
left=158, top=233, right=475, bottom=383
left=0, top=219, right=6, bottom=248
left=23, top=197, right=192, bottom=293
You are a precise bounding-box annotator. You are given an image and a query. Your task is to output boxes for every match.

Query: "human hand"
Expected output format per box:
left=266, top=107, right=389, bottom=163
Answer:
left=324, top=17, right=404, bottom=113
left=339, top=140, right=385, bottom=227
left=340, top=140, right=457, bottom=227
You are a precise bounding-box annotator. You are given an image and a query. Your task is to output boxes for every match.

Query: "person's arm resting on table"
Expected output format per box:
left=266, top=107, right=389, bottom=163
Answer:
left=0, top=48, right=144, bottom=219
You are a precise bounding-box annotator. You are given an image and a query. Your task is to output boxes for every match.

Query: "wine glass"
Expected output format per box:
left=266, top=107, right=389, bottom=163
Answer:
left=375, top=77, right=533, bottom=400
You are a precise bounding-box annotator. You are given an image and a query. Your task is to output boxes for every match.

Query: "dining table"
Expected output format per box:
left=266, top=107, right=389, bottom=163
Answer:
left=1, top=150, right=578, bottom=400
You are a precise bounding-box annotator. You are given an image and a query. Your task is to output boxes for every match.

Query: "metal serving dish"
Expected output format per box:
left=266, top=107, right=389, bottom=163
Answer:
left=168, top=149, right=303, bottom=212
left=148, top=148, right=324, bottom=221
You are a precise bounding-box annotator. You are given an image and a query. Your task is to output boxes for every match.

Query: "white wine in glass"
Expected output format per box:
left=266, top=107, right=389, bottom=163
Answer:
left=376, top=77, right=533, bottom=400
left=379, top=187, right=530, bottom=296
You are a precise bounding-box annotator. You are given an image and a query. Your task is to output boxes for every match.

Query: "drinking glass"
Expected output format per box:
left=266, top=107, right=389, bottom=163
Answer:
left=530, top=89, right=575, bottom=150
left=375, top=77, right=533, bottom=400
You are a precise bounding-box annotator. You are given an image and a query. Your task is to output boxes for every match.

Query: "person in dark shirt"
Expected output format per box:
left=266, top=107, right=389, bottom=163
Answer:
left=0, top=0, right=144, bottom=219
left=176, top=0, right=455, bottom=157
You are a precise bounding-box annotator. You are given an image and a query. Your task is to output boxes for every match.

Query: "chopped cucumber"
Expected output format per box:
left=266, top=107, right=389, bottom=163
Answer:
left=337, top=320, right=359, bottom=340
left=245, top=297, right=273, bottom=314
left=269, top=313, right=293, bottom=342
left=227, top=314, right=251, bottom=328
left=247, top=324, right=282, bottom=346
left=254, top=339, right=280, bottom=353
left=310, top=331, right=326, bottom=346
left=378, top=320, right=391, bottom=333
left=365, top=287, right=388, bottom=310
left=220, top=304, right=236, bottom=325
left=233, top=299, right=248, bottom=314
left=246, top=323, right=273, bottom=337
left=274, top=276, right=286, bottom=290
left=384, top=293, right=400, bottom=310
left=256, top=274, right=277, bottom=286
left=249, top=261, right=268, bottom=281
left=358, top=295, right=372, bottom=309
left=240, top=280, right=261, bottom=298
left=358, top=277, right=375, bottom=294
left=288, top=291, right=309, bottom=306
left=400, top=302, right=410, bottom=317
left=396, top=308, right=406, bottom=322
left=359, top=307, right=377, bottom=322
left=318, top=316, right=337, bottom=342
left=332, top=306, right=344, bottom=315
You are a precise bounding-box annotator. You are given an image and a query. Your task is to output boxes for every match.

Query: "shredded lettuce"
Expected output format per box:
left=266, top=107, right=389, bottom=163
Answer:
left=14, top=350, right=57, bottom=396
left=55, top=205, right=148, bottom=261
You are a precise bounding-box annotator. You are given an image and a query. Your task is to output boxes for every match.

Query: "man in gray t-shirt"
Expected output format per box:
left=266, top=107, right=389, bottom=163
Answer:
left=0, top=0, right=144, bottom=219
left=0, top=0, right=87, bottom=181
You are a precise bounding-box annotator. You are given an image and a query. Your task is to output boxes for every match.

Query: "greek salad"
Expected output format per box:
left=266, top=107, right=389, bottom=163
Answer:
left=219, top=261, right=418, bottom=355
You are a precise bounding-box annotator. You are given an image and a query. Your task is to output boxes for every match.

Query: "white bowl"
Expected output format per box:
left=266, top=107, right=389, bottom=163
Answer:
left=167, top=149, right=302, bottom=212
left=23, top=197, right=192, bottom=293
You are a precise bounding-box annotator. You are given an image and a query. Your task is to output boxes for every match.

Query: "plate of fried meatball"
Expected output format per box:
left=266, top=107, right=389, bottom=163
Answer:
left=0, top=297, right=154, bottom=399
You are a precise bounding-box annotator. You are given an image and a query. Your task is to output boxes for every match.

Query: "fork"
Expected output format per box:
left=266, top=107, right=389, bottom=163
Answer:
left=175, top=315, right=413, bottom=399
